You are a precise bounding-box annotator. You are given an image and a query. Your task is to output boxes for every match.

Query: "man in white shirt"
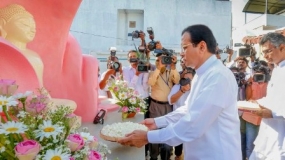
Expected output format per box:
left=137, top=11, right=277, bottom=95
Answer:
left=249, top=32, right=285, bottom=160
left=122, top=50, right=149, bottom=99
left=118, top=24, right=242, bottom=160
left=99, top=56, right=122, bottom=98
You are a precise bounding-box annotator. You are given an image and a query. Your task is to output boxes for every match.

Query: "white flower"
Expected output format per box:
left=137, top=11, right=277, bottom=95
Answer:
left=17, top=111, right=27, bottom=118
left=129, top=98, right=136, bottom=105
left=118, top=92, right=127, bottom=100
left=79, top=132, right=94, bottom=142
left=34, top=120, right=64, bottom=141
left=0, top=121, right=27, bottom=135
left=13, top=91, right=33, bottom=99
left=0, top=95, right=18, bottom=112
left=43, top=148, right=70, bottom=160
left=0, top=146, right=5, bottom=153
left=5, top=140, right=10, bottom=144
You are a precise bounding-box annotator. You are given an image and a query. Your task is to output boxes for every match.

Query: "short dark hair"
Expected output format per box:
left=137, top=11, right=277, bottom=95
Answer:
left=182, top=24, right=217, bottom=54
left=127, top=50, right=137, bottom=57
left=236, top=56, right=249, bottom=64
left=259, top=32, right=285, bottom=47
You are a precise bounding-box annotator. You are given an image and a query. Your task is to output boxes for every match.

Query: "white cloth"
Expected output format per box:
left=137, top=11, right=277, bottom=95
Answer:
left=147, top=55, right=242, bottom=160
left=168, top=84, right=190, bottom=111
left=249, top=60, right=285, bottom=160
left=122, top=66, right=149, bottom=99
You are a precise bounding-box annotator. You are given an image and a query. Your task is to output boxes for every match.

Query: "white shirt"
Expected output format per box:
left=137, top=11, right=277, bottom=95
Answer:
left=148, top=55, right=241, bottom=160
left=250, top=60, right=285, bottom=160
left=100, top=71, right=120, bottom=93
left=168, top=84, right=190, bottom=111
left=122, top=66, right=149, bottom=99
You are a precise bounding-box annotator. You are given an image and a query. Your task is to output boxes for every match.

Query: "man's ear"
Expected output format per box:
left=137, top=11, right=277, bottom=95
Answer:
left=0, top=18, right=7, bottom=38
left=279, top=44, right=285, bottom=53
left=199, top=41, right=206, bottom=52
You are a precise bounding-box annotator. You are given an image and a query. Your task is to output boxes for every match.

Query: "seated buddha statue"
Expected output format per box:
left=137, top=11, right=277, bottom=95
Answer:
left=0, top=4, right=77, bottom=113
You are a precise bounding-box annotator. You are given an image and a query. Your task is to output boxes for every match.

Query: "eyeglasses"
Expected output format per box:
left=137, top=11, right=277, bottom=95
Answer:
left=261, top=46, right=276, bottom=55
left=181, top=43, right=196, bottom=53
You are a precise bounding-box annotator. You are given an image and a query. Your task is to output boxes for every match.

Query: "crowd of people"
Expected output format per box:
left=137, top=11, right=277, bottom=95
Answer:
left=98, top=24, right=285, bottom=160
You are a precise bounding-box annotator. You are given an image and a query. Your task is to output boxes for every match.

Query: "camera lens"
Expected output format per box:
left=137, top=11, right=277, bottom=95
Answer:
left=148, top=41, right=156, bottom=51
left=132, top=30, right=140, bottom=39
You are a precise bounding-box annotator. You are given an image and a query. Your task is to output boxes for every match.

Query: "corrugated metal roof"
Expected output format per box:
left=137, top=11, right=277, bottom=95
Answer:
left=243, top=0, right=285, bottom=14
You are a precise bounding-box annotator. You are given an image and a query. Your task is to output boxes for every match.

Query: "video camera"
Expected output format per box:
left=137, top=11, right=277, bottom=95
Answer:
left=252, top=60, right=270, bottom=83
left=129, top=57, right=149, bottom=73
left=147, top=27, right=158, bottom=51
left=108, top=47, right=120, bottom=72
left=236, top=44, right=255, bottom=57
left=132, top=30, right=143, bottom=39
left=154, top=48, right=174, bottom=65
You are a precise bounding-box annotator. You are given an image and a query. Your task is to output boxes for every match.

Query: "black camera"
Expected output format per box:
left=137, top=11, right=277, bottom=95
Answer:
left=238, top=44, right=254, bottom=57
left=109, top=61, right=120, bottom=72
left=147, top=27, right=158, bottom=51
left=132, top=30, right=142, bottom=39
left=179, top=77, right=191, bottom=86
left=154, top=48, right=174, bottom=65
left=148, top=41, right=157, bottom=51
left=137, top=61, right=148, bottom=72
left=253, top=74, right=266, bottom=83
left=234, top=72, right=246, bottom=87
left=129, top=58, right=148, bottom=72
left=252, top=60, right=270, bottom=82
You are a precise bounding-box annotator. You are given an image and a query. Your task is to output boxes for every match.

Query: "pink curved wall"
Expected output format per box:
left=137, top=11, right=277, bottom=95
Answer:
left=0, top=0, right=99, bottom=122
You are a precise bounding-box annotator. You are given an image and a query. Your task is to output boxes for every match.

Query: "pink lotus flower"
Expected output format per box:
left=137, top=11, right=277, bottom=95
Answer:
left=85, top=150, right=102, bottom=160
left=14, top=140, right=40, bottom=160
left=0, top=79, right=18, bottom=96
left=122, top=106, right=129, bottom=113
left=67, top=134, right=85, bottom=151
left=70, top=157, right=75, bottom=160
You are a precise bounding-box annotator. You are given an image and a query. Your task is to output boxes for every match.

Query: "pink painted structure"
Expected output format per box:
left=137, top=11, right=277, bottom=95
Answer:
left=0, top=0, right=99, bottom=122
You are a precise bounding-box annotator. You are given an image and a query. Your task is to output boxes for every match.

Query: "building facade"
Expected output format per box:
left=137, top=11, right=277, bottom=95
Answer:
left=70, top=0, right=232, bottom=55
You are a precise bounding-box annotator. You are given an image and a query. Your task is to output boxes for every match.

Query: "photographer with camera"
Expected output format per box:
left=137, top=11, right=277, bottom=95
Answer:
left=147, top=41, right=180, bottom=160
left=167, top=67, right=195, bottom=160
left=241, top=61, right=270, bottom=159
left=99, top=47, right=123, bottom=98
left=122, top=50, right=149, bottom=99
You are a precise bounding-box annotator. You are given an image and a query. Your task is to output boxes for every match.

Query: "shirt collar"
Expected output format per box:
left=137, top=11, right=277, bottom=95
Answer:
left=277, top=59, right=285, bottom=68
left=196, top=55, right=217, bottom=76
left=129, top=65, right=135, bottom=70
